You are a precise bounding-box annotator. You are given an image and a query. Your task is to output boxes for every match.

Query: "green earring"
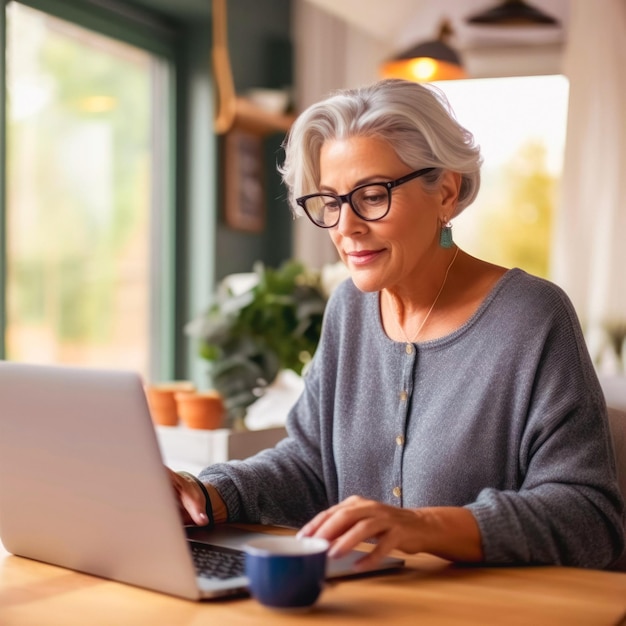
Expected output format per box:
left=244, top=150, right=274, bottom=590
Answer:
left=439, top=222, right=453, bottom=248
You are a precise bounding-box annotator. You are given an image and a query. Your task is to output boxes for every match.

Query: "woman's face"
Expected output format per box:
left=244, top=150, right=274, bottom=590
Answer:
left=319, top=135, right=459, bottom=293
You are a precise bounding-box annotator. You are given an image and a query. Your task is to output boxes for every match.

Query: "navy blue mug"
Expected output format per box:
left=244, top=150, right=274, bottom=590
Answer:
left=244, top=536, right=329, bottom=611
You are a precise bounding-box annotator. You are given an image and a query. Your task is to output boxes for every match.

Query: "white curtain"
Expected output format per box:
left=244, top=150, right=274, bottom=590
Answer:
left=551, top=0, right=626, bottom=369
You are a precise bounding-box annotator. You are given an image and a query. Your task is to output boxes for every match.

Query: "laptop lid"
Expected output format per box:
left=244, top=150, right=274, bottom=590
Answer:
left=0, top=362, right=403, bottom=601
left=0, top=362, right=214, bottom=600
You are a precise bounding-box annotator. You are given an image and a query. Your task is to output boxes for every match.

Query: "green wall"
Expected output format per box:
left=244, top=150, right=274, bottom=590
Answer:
left=214, top=0, right=293, bottom=281
left=175, top=0, right=294, bottom=380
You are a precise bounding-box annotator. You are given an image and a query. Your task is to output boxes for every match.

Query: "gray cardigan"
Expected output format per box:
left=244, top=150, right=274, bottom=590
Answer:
left=200, top=269, right=625, bottom=568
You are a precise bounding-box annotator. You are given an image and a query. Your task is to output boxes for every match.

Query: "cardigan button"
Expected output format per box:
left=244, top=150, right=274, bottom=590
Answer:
left=396, top=435, right=404, bottom=446
left=405, top=343, right=413, bottom=355
left=392, top=486, right=402, bottom=498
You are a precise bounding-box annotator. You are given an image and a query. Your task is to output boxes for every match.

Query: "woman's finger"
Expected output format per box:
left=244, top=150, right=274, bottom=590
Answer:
left=166, top=467, right=209, bottom=526
left=325, top=515, right=387, bottom=558
left=297, top=498, right=357, bottom=538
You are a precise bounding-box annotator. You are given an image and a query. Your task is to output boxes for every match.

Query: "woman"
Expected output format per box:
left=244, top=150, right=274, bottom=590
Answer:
left=171, top=79, right=624, bottom=569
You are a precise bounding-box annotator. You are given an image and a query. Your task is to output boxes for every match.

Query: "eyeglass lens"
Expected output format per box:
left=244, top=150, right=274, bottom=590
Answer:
left=303, top=183, right=390, bottom=227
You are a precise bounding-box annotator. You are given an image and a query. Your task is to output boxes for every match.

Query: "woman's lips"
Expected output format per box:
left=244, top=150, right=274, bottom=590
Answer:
left=346, top=249, right=384, bottom=266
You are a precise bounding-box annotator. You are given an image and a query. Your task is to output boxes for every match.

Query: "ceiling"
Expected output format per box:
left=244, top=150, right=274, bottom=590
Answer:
left=302, top=0, right=570, bottom=52
left=110, top=0, right=570, bottom=49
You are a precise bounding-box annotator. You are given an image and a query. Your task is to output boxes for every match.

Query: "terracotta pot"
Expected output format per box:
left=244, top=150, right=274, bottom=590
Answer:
left=175, top=391, right=225, bottom=430
left=145, top=381, right=195, bottom=426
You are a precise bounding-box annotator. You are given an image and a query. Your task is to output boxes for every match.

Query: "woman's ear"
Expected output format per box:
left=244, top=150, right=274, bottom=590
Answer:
left=438, top=170, right=462, bottom=217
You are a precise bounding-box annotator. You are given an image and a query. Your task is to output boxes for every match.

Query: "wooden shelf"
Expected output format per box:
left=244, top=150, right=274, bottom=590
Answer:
left=212, top=0, right=295, bottom=137
left=229, top=97, right=295, bottom=136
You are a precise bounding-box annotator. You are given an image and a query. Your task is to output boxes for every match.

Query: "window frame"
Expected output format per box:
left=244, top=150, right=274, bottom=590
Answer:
left=0, top=0, right=179, bottom=381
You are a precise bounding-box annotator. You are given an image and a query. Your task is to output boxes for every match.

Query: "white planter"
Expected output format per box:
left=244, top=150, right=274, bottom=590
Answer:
left=155, top=425, right=287, bottom=474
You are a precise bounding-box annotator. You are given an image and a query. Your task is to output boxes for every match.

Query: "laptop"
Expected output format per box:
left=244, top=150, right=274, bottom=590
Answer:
left=0, top=362, right=404, bottom=600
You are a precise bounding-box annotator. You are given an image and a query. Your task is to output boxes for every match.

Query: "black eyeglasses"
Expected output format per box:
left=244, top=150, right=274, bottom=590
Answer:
left=295, top=167, right=436, bottom=229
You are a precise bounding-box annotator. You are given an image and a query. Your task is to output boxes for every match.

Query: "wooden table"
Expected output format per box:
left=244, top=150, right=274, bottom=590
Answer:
left=1, top=533, right=625, bottom=626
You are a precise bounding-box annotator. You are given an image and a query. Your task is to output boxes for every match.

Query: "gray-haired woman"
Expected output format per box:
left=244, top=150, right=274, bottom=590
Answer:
left=171, top=79, right=624, bottom=570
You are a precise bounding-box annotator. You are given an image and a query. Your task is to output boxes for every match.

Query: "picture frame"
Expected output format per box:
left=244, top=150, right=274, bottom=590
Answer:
left=223, top=129, right=266, bottom=232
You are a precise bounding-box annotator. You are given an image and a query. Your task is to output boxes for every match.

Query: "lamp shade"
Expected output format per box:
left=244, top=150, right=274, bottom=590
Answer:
left=466, top=0, right=559, bottom=26
left=380, top=21, right=466, bottom=83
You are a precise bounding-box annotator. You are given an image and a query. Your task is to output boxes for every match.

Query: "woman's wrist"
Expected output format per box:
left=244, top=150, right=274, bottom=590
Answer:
left=413, top=506, right=483, bottom=562
left=205, top=483, right=228, bottom=524
left=176, top=471, right=228, bottom=526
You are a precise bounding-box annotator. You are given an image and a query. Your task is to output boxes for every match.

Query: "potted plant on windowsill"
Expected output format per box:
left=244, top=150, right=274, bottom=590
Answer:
left=185, top=260, right=329, bottom=430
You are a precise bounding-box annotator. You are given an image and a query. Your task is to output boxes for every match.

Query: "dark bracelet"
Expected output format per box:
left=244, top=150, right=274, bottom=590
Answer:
left=178, top=471, right=215, bottom=530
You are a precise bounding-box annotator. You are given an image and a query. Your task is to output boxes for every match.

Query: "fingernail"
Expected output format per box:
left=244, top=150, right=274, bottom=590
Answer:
left=328, top=545, right=341, bottom=558
left=198, top=512, right=208, bottom=524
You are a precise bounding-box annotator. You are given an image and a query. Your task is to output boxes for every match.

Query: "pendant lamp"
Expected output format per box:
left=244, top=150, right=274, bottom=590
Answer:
left=380, top=21, right=466, bottom=83
left=466, top=0, right=559, bottom=26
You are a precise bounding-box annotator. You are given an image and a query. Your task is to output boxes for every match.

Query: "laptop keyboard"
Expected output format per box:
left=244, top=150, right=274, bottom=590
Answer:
left=189, top=541, right=246, bottom=580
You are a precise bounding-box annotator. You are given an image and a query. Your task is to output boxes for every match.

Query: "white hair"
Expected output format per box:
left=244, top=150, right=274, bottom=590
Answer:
left=279, top=78, right=482, bottom=219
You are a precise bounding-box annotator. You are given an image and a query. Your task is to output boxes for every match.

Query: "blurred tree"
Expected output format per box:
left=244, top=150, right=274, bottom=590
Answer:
left=7, top=7, right=150, bottom=347
left=477, top=141, right=556, bottom=278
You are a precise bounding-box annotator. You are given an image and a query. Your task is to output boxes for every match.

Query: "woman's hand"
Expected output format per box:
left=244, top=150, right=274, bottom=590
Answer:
left=167, top=467, right=209, bottom=526
left=166, top=467, right=227, bottom=527
left=297, top=495, right=482, bottom=569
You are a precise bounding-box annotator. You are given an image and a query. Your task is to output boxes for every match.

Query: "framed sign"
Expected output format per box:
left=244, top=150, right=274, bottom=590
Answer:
left=223, top=129, right=266, bottom=232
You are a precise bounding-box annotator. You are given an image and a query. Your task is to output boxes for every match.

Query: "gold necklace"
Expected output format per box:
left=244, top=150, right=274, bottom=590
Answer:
left=387, top=246, right=459, bottom=344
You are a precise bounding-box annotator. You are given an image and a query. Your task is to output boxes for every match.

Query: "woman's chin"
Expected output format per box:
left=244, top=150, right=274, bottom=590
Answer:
left=348, top=271, right=385, bottom=293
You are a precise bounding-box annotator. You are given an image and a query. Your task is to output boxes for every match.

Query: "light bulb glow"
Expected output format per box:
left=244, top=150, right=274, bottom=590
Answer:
left=409, top=58, right=438, bottom=81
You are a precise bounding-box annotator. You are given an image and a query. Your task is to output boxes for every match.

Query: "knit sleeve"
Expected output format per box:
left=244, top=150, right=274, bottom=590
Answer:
left=466, top=284, right=625, bottom=568
left=197, top=284, right=346, bottom=527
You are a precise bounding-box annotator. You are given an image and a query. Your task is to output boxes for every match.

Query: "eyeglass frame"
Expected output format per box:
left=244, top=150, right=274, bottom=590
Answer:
left=295, top=167, right=436, bottom=229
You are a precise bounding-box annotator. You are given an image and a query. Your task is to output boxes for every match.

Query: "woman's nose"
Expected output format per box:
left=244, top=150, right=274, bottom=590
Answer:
left=335, top=201, right=366, bottom=235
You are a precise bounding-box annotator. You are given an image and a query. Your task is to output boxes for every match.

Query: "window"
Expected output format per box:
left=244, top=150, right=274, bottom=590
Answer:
left=4, top=2, right=173, bottom=378
left=435, top=75, right=569, bottom=279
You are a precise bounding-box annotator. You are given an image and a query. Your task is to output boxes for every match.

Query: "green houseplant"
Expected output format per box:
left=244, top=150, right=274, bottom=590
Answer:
left=186, top=260, right=328, bottom=429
